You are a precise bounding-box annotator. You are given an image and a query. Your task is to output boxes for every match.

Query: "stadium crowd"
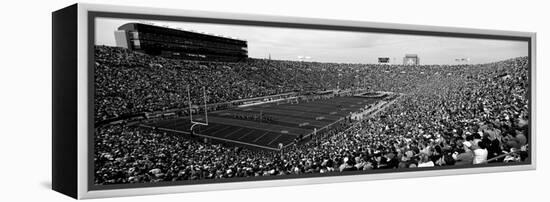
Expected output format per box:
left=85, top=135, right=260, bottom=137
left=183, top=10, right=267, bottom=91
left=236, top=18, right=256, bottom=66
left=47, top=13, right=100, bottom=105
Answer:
left=94, top=47, right=530, bottom=184
left=95, top=46, right=430, bottom=121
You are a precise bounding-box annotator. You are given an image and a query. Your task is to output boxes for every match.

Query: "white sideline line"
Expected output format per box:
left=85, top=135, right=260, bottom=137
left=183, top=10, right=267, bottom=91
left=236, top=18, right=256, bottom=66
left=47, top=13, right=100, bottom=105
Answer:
left=140, top=124, right=279, bottom=151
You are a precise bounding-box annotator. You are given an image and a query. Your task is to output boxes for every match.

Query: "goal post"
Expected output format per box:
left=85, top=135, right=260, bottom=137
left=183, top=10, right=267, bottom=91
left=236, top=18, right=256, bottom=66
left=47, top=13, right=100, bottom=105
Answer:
left=187, top=85, right=209, bottom=127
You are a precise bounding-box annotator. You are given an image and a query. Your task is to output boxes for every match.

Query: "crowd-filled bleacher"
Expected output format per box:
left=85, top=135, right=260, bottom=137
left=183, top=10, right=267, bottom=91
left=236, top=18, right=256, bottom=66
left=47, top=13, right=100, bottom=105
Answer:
left=94, top=46, right=529, bottom=184
left=95, top=46, right=431, bottom=121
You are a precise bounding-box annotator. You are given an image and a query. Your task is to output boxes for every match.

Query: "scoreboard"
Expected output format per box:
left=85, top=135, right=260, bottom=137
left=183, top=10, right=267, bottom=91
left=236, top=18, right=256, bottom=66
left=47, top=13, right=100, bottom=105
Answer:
left=403, top=54, right=419, bottom=65
left=378, top=57, right=390, bottom=64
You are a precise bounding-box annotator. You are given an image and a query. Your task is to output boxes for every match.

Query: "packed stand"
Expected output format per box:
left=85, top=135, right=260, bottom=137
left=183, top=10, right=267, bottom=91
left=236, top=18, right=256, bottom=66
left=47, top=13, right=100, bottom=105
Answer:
left=95, top=55, right=529, bottom=184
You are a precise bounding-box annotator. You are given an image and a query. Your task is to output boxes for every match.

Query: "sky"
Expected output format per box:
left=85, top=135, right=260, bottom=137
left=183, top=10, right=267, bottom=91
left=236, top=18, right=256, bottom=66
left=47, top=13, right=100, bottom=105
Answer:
left=95, top=17, right=528, bottom=65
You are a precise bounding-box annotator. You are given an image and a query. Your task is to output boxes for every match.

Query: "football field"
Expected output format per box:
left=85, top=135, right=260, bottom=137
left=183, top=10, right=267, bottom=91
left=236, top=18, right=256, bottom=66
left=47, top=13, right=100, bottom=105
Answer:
left=144, top=96, right=382, bottom=150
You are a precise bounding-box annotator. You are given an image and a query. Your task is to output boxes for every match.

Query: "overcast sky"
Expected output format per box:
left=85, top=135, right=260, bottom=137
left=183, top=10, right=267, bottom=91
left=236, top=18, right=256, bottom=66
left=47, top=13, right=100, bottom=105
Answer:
left=95, top=17, right=528, bottom=65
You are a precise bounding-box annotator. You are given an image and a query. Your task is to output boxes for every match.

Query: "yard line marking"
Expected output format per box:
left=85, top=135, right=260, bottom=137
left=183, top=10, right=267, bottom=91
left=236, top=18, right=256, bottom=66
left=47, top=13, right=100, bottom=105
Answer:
left=223, top=127, right=244, bottom=138
left=145, top=126, right=279, bottom=151
left=237, top=130, right=256, bottom=140
left=201, top=124, right=225, bottom=132
left=229, top=107, right=342, bottom=120
left=253, top=131, right=270, bottom=142
left=204, top=116, right=309, bottom=134
left=267, top=134, right=283, bottom=145
left=209, top=125, right=234, bottom=136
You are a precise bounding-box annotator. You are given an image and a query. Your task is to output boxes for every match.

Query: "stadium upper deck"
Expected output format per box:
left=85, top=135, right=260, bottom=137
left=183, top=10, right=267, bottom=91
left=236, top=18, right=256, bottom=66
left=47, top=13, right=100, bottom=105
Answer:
left=115, top=23, right=248, bottom=62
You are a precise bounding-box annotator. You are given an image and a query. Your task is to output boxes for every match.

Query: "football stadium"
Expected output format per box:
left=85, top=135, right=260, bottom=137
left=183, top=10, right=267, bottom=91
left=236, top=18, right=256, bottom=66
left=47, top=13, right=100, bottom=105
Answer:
left=94, top=22, right=530, bottom=185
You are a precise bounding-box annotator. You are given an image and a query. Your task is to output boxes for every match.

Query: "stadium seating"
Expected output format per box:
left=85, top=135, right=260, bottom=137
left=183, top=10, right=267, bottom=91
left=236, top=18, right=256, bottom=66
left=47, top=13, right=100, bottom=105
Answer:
left=94, top=46, right=529, bottom=184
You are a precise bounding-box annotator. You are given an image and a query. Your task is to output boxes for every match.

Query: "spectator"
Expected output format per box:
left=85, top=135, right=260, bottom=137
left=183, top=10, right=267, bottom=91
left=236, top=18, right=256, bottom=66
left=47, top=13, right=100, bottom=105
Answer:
left=94, top=46, right=529, bottom=185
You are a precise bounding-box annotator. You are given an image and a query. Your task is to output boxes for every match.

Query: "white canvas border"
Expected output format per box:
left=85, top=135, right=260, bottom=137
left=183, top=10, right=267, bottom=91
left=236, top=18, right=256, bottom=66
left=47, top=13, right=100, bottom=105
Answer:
left=76, top=3, right=536, bottom=199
